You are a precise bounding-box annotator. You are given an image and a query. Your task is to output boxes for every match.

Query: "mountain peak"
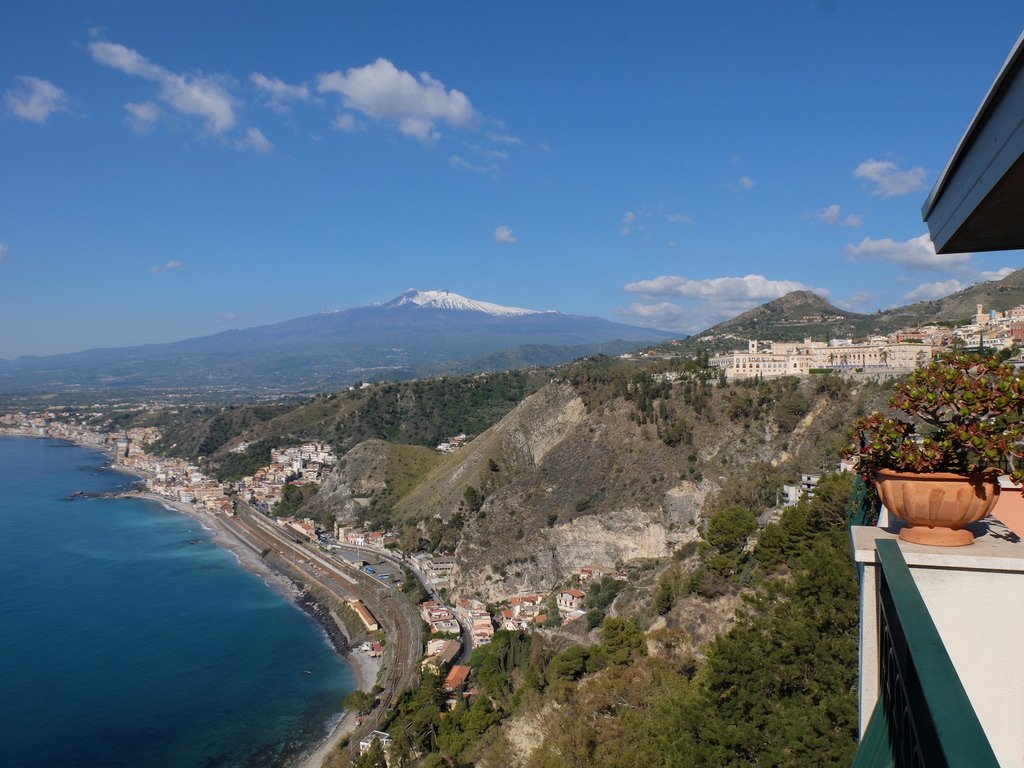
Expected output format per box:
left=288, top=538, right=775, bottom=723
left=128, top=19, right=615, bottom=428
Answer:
left=730, top=291, right=852, bottom=323
left=384, top=289, right=549, bottom=317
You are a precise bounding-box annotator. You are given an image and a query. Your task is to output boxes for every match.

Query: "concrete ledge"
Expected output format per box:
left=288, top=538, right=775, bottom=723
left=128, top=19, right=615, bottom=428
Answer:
left=854, top=519, right=1024, bottom=767
left=852, top=517, right=1024, bottom=571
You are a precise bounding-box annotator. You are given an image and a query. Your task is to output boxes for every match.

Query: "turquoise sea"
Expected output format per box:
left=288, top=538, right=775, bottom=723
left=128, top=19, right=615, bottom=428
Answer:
left=0, top=436, right=354, bottom=768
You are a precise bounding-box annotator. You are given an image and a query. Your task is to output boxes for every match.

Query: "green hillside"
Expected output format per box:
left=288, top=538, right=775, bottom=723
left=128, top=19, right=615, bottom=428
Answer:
left=141, top=369, right=549, bottom=480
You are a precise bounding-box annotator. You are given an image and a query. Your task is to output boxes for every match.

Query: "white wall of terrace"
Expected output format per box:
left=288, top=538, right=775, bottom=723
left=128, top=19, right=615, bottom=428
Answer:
left=852, top=520, right=1024, bottom=768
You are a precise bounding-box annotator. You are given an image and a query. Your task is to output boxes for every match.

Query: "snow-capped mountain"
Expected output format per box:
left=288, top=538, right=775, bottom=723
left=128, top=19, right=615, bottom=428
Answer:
left=0, top=290, right=674, bottom=395
left=383, top=289, right=549, bottom=316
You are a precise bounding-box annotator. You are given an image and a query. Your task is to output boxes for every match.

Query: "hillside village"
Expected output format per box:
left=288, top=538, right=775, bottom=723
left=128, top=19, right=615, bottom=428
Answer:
left=0, top=409, right=635, bottom=708
left=707, top=302, right=1024, bottom=381
left=7, top=298, right=1024, bottom=767
left=0, top=412, right=336, bottom=516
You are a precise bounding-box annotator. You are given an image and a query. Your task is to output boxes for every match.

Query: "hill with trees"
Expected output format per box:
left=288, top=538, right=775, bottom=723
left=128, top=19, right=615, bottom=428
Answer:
left=108, top=351, right=891, bottom=767
left=663, top=267, right=1024, bottom=354
left=345, top=473, right=860, bottom=768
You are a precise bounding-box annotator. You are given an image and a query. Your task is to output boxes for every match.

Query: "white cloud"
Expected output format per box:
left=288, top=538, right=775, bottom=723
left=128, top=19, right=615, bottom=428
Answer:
left=0, top=243, right=8, bottom=265
left=89, top=41, right=237, bottom=135
left=621, top=211, right=636, bottom=236
left=5, top=76, right=68, bottom=122
left=124, top=101, right=160, bottom=133
left=487, top=132, right=523, bottom=145
left=450, top=155, right=499, bottom=175
left=625, top=274, right=818, bottom=302
left=835, top=291, right=874, bottom=312
left=250, top=72, right=313, bottom=112
left=903, top=280, right=965, bottom=302
left=493, top=225, right=517, bottom=244
left=613, top=300, right=729, bottom=334
left=726, top=176, right=757, bottom=193
left=398, top=116, right=437, bottom=143
left=333, top=113, right=360, bottom=132
left=900, top=267, right=1018, bottom=301
left=620, top=273, right=827, bottom=333
left=463, top=142, right=508, bottom=161
left=666, top=212, right=692, bottom=224
left=844, top=233, right=970, bottom=270
left=622, top=301, right=688, bottom=323
left=317, top=58, right=477, bottom=144
left=853, top=158, right=927, bottom=197
left=979, top=266, right=1016, bottom=282
left=151, top=259, right=184, bottom=275
left=816, top=205, right=840, bottom=224
left=235, top=127, right=272, bottom=153
left=814, top=203, right=861, bottom=227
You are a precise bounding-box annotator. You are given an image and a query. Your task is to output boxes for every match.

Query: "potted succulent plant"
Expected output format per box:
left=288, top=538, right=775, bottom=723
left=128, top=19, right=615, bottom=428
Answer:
left=846, top=352, right=1024, bottom=545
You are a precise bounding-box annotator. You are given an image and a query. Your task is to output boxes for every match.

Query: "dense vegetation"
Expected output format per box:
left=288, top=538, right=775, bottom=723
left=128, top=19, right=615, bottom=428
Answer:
left=349, top=473, right=859, bottom=767
left=64, top=353, right=873, bottom=768
left=134, top=370, right=547, bottom=480
left=272, top=482, right=320, bottom=518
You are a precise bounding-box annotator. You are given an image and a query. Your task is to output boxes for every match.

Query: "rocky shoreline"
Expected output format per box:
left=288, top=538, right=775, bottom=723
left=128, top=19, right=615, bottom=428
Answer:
left=295, top=584, right=352, bottom=658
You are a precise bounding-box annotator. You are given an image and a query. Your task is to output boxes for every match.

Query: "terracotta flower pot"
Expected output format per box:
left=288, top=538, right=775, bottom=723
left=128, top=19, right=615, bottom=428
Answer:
left=992, top=477, right=1024, bottom=538
left=874, top=468, right=1001, bottom=546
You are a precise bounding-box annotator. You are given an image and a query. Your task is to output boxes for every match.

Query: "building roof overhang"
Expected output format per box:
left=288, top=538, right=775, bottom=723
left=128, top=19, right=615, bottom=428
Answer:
left=923, top=31, right=1024, bottom=254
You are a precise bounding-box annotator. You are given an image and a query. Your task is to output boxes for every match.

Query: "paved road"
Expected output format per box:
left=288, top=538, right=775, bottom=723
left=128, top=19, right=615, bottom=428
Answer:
left=229, top=504, right=424, bottom=762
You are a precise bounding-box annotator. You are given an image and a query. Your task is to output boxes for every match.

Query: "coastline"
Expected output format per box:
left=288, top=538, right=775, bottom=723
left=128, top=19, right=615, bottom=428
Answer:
left=127, top=492, right=302, bottom=605
left=125, top=491, right=382, bottom=767
left=6, top=432, right=382, bottom=767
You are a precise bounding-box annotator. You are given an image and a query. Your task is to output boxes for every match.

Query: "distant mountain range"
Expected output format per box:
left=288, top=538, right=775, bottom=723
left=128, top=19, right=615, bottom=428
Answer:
left=8, top=271, right=1023, bottom=399
left=0, top=290, right=673, bottom=396
left=671, top=267, right=1024, bottom=353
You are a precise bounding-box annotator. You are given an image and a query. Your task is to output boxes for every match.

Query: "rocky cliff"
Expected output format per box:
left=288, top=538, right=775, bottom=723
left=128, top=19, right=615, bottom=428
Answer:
left=313, top=369, right=873, bottom=604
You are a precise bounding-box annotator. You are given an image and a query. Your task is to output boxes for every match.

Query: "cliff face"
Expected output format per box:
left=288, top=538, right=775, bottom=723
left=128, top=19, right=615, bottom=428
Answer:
left=313, top=372, right=869, bottom=604
left=452, top=504, right=692, bottom=603
left=393, top=382, right=713, bottom=601
left=305, top=439, right=393, bottom=521
left=392, top=383, right=589, bottom=525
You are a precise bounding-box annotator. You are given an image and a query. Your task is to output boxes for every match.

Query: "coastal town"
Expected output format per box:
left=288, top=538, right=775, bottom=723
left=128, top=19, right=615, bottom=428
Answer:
left=6, top=300, right=1024, bottom=764
left=0, top=408, right=632, bottom=762
left=706, top=303, right=1024, bottom=381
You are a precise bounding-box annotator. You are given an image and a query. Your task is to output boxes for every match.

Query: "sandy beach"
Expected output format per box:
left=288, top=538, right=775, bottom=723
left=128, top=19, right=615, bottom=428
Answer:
left=297, top=644, right=383, bottom=768
left=129, top=492, right=300, bottom=599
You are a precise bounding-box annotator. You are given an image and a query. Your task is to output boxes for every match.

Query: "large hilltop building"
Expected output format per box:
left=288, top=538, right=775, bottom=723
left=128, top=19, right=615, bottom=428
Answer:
left=709, top=336, right=938, bottom=382
left=709, top=303, right=1024, bottom=382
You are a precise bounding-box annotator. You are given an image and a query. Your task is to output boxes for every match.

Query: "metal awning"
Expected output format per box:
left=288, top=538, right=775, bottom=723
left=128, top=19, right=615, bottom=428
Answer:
left=923, top=31, right=1024, bottom=254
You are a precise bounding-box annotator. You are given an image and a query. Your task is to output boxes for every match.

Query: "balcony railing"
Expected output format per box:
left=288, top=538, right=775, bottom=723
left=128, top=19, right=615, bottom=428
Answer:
left=851, top=538, right=999, bottom=767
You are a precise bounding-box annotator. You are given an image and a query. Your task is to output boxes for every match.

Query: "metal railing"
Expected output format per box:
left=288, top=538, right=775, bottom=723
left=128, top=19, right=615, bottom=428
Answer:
left=851, top=538, right=999, bottom=767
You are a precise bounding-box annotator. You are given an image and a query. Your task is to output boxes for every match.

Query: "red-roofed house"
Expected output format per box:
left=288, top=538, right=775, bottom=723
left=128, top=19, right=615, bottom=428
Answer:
left=557, top=588, right=586, bottom=613
left=443, top=664, right=472, bottom=693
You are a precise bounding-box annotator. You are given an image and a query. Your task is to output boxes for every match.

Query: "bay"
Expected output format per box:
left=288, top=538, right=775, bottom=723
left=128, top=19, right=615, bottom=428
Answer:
left=0, top=436, right=354, bottom=768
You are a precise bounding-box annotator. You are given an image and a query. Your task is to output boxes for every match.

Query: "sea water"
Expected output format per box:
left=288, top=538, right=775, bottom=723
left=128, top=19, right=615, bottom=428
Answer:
left=0, top=436, right=354, bottom=768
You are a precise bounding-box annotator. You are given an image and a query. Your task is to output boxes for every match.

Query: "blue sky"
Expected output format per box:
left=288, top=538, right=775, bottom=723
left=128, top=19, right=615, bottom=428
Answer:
left=2, top=2, right=1023, bottom=359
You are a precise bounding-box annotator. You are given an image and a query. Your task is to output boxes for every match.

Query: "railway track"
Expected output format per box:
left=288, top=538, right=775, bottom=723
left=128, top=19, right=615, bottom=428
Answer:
left=228, top=504, right=423, bottom=763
